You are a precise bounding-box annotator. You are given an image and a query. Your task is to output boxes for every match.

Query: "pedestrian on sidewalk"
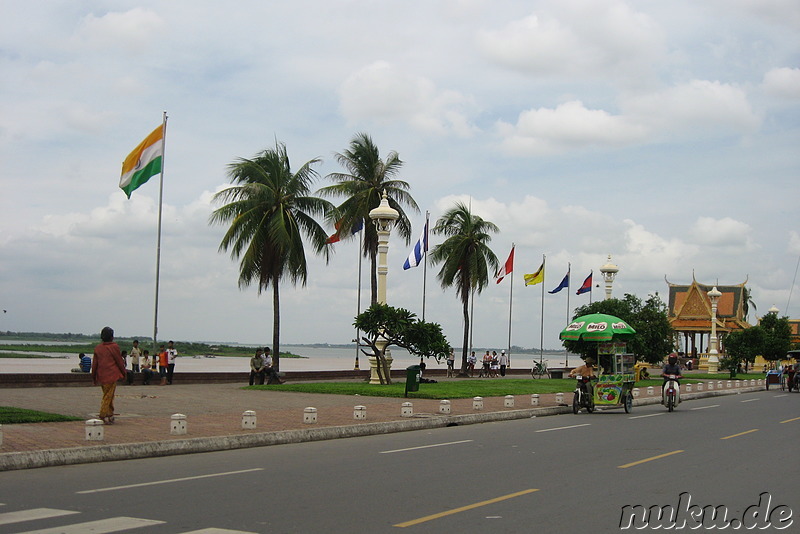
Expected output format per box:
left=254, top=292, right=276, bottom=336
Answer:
left=446, top=348, right=455, bottom=378
left=166, top=340, right=178, bottom=384
left=91, top=326, right=126, bottom=425
left=499, top=349, right=508, bottom=377
left=158, top=344, right=168, bottom=385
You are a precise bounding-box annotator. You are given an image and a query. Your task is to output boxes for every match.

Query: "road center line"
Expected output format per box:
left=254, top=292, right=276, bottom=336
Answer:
left=690, top=404, right=719, bottom=410
left=76, top=468, right=263, bottom=494
left=393, top=489, right=539, bottom=527
left=535, top=423, right=590, bottom=433
left=618, top=450, right=684, bottom=469
left=740, top=398, right=759, bottom=403
left=720, top=429, right=759, bottom=440
left=773, top=394, right=788, bottom=398
left=380, top=440, right=473, bottom=454
left=628, top=413, right=664, bottom=419
left=780, top=416, right=800, bottom=424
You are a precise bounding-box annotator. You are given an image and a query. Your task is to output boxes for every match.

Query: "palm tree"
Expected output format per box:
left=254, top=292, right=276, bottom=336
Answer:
left=319, top=133, right=419, bottom=304
left=429, top=202, right=499, bottom=375
left=209, top=142, right=334, bottom=372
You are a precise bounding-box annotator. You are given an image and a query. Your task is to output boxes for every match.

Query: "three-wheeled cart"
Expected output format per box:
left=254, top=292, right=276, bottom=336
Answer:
left=593, top=348, right=636, bottom=413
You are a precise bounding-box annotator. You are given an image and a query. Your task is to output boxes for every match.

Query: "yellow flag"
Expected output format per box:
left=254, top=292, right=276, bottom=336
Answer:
left=524, top=263, right=544, bottom=286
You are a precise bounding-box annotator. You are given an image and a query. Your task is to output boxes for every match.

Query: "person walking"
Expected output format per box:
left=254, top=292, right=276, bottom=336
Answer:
left=446, top=348, right=455, bottom=378
left=499, top=349, right=508, bottom=377
left=91, top=326, right=126, bottom=425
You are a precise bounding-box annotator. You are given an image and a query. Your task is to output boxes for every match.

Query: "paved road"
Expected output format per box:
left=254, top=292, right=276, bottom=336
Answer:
left=1, top=389, right=796, bottom=533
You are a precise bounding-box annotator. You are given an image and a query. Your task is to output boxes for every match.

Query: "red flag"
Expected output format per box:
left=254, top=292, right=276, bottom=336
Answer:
left=495, top=246, right=515, bottom=284
left=326, top=219, right=363, bottom=244
left=576, top=272, right=592, bottom=295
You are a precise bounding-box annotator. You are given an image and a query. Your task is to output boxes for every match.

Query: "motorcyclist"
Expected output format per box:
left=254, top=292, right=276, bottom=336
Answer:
left=661, top=353, right=683, bottom=405
left=569, top=357, right=597, bottom=397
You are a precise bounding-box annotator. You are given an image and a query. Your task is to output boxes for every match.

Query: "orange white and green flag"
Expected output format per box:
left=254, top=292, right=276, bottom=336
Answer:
left=119, top=124, right=164, bottom=198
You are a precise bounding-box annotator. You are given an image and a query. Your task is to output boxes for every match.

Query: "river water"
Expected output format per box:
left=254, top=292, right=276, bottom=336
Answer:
left=0, top=342, right=576, bottom=373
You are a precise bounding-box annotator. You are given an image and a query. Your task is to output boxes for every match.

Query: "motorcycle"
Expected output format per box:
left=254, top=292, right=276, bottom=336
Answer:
left=663, top=374, right=682, bottom=412
left=572, top=375, right=595, bottom=414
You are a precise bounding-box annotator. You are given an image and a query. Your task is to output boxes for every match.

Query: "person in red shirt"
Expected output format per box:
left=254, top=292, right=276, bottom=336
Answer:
left=91, top=326, right=126, bottom=424
left=158, top=344, right=169, bottom=385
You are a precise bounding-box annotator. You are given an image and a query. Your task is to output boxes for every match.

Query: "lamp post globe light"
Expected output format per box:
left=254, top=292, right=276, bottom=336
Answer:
left=599, top=254, right=619, bottom=300
left=368, top=191, right=399, bottom=384
left=707, top=286, right=722, bottom=373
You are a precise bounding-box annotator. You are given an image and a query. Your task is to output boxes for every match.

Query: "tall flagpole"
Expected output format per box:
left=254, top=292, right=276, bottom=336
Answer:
left=565, top=263, right=571, bottom=368
left=506, top=243, right=514, bottom=368
left=539, top=254, right=546, bottom=365
left=422, top=211, right=429, bottom=321
left=354, top=227, right=363, bottom=370
left=152, top=111, right=168, bottom=356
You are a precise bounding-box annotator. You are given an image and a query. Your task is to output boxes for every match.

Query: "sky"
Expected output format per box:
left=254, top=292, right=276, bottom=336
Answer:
left=1, top=0, right=799, bottom=352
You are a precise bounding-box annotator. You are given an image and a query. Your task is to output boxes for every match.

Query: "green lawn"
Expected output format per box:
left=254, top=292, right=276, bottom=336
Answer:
left=247, top=373, right=761, bottom=400
left=0, top=407, right=82, bottom=424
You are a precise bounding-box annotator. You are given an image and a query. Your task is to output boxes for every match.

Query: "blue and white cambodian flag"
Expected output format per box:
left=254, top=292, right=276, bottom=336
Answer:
left=403, top=219, right=428, bottom=270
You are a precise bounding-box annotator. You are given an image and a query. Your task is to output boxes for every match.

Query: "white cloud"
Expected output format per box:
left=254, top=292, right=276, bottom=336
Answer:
left=339, top=61, right=479, bottom=137
left=71, top=8, right=166, bottom=53
left=762, top=67, right=800, bottom=99
left=689, top=216, right=756, bottom=250
left=495, top=100, right=646, bottom=155
left=476, top=2, right=664, bottom=83
left=623, top=80, right=761, bottom=135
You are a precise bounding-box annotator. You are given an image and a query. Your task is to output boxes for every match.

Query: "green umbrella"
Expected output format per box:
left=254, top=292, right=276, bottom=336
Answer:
left=559, top=313, right=636, bottom=341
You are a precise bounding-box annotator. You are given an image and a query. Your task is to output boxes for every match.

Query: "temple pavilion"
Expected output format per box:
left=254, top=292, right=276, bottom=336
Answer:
left=666, top=276, right=751, bottom=369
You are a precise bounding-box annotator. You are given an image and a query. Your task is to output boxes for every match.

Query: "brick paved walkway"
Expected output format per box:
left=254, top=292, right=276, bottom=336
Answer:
left=0, top=383, right=567, bottom=453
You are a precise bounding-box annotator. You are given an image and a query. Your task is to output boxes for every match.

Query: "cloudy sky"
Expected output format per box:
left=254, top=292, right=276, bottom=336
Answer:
left=1, top=0, right=798, bottom=352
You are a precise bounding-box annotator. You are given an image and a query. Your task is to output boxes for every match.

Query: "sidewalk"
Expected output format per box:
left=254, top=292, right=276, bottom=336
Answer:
left=0, top=379, right=764, bottom=471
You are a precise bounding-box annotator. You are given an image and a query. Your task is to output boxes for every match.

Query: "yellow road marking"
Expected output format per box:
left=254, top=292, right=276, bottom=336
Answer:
left=393, top=489, right=539, bottom=527
left=720, top=429, right=759, bottom=440
left=618, top=450, right=684, bottom=469
left=780, top=416, right=800, bottom=424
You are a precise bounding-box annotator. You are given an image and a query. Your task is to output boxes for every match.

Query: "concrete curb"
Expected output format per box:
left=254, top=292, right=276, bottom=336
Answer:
left=0, top=385, right=764, bottom=472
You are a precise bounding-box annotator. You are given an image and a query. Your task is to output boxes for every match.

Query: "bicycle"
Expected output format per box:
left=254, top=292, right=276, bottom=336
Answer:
left=531, top=360, right=550, bottom=379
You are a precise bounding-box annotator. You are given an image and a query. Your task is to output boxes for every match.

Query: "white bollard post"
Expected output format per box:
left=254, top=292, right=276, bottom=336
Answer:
left=718, top=381, right=724, bottom=389
left=531, top=394, right=540, bottom=406
left=171, top=413, right=187, bottom=435
left=708, top=381, right=714, bottom=390
left=726, top=381, right=732, bottom=388
left=242, top=410, right=256, bottom=430
left=633, top=388, right=640, bottom=398
left=750, top=379, right=755, bottom=386
left=473, top=397, right=484, bottom=410
left=401, top=402, right=413, bottom=417
left=735, top=381, right=740, bottom=388
left=354, top=405, right=366, bottom=420
left=685, top=384, right=692, bottom=393
left=439, top=400, right=451, bottom=414
left=647, top=386, right=654, bottom=396
left=504, top=395, right=515, bottom=408
left=697, top=383, right=703, bottom=392
left=85, top=419, right=104, bottom=441
left=555, top=392, right=564, bottom=404
left=304, top=407, right=317, bottom=424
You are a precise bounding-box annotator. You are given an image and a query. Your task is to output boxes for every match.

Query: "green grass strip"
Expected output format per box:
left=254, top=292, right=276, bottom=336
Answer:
left=0, top=406, right=83, bottom=424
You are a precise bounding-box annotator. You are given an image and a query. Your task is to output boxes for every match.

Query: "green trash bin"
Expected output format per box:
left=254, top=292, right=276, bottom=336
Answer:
left=405, top=365, right=421, bottom=397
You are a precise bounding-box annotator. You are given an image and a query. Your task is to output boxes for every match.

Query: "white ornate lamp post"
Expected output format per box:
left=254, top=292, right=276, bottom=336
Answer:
left=707, top=286, right=722, bottom=373
left=368, top=191, right=399, bottom=384
left=599, top=254, right=619, bottom=300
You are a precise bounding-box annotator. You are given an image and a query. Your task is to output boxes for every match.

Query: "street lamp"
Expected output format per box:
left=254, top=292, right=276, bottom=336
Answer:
left=599, top=254, right=619, bottom=300
left=707, top=286, right=722, bottom=373
left=367, top=191, right=399, bottom=384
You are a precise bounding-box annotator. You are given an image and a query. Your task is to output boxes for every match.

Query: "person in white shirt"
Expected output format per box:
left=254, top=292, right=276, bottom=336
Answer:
left=166, top=340, right=178, bottom=385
